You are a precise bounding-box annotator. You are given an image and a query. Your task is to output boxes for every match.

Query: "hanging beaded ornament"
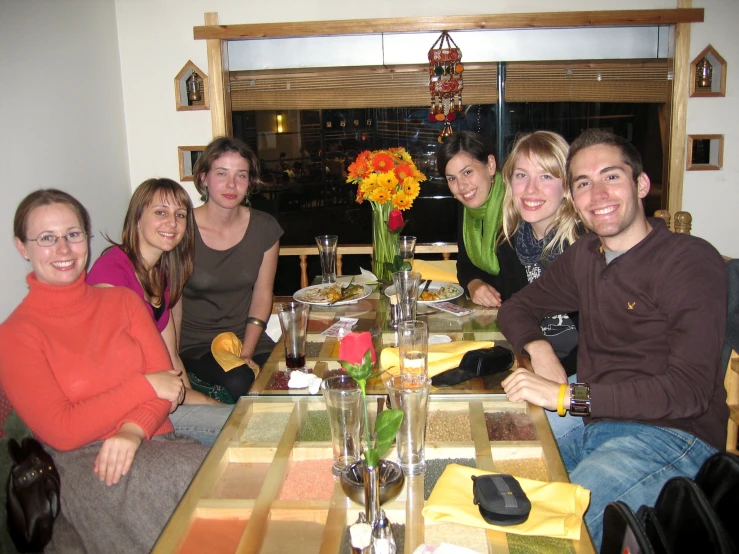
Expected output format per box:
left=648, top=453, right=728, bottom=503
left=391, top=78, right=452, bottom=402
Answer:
left=428, top=31, right=464, bottom=143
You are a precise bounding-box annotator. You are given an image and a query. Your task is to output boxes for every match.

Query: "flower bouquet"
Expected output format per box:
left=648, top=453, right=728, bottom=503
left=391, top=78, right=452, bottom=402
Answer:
left=347, top=148, right=426, bottom=282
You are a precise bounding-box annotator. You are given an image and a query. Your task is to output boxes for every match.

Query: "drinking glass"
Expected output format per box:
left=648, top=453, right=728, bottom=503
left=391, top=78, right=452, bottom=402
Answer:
left=392, top=270, right=421, bottom=323
left=398, top=320, right=428, bottom=378
left=399, top=236, right=417, bottom=265
left=315, top=235, right=338, bottom=284
left=321, top=376, right=363, bottom=475
left=386, top=375, right=431, bottom=476
left=276, top=302, right=310, bottom=370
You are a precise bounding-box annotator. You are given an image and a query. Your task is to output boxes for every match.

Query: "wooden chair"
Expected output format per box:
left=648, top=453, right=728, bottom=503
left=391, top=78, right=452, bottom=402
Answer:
left=655, top=209, right=739, bottom=453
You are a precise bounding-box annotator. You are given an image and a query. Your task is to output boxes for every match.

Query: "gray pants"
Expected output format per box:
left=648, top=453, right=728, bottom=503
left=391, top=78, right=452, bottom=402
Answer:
left=45, top=433, right=207, bottom=554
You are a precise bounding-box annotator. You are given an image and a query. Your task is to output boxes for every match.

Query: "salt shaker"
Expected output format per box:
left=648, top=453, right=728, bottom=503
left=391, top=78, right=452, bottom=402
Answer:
left=371, top=509, right=396, bottom=554
left=350, top=512, right=372, bottom=554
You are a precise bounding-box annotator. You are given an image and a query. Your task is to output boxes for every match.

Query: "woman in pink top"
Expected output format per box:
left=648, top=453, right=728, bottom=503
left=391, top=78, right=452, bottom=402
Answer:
left=88, top=178, right=233, bottom=445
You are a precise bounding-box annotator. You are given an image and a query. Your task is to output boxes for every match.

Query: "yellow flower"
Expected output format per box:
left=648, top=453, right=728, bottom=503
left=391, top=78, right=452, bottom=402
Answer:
left=413, top=168, right=428, bottom=182
left=378, top=171, right=399, bottom=191
left=392, top=191, right=413, bottom=210
left=398, top=149, right=412, bottom=163
left=360, top=174, right=378, bottom=193
left=368, top=188, right=390, bottom=204
left=401, top=178, right=420, bottom=200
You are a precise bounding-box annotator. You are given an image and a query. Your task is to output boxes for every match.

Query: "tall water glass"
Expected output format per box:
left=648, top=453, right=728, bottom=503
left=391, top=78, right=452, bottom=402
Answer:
left=315, top=235, right=338, bottom=283
left=386, top=375, right=431, bottom=476
left=276, top=302, right=310, bottom=370
left=392, top=270, right=421, bottom=323
left=399, top=236, right=417, bottom=265
left=398, top=320, right=428, bottom=378
left=321, top=376, right=363, bottom=475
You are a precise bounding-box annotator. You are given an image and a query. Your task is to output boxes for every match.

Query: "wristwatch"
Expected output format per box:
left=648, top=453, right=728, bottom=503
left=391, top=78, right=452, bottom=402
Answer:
left=569, top=383, right=591, bottom=417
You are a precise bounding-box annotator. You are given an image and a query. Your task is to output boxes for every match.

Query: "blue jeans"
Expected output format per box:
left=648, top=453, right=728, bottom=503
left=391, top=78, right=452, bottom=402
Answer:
left=168, top=404, right=235, bottom=447
left=559, top=421, right=717, bottom=551
left=545, top=374, right=584, bottom=442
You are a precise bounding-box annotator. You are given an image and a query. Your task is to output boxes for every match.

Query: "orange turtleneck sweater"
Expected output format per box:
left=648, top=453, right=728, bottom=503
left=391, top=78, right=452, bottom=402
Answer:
left=0, top=272, right=174, bottom=450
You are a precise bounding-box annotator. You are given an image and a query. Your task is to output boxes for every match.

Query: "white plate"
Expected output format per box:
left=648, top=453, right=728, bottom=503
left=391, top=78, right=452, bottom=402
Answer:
left=293, top=283, right=372, bottom=306
left=384, top=282, right=464, bottom=304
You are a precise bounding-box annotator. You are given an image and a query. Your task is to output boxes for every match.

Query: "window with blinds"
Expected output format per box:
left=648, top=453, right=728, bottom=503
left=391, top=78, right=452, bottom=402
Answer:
left=230, top=59, right=668, bottom=110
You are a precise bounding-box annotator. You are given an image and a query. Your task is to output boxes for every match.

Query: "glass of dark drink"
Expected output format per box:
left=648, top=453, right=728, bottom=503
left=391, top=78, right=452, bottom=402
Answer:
left=276, top=302, right=310, bottom=371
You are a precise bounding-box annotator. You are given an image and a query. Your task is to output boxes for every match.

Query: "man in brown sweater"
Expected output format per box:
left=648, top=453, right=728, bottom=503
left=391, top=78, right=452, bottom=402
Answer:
left=498, top=129, right=727, bottom=550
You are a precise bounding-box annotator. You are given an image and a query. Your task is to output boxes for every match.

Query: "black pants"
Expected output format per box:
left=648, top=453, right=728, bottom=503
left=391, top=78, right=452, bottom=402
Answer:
left=181, top=334, right=275, bottom=400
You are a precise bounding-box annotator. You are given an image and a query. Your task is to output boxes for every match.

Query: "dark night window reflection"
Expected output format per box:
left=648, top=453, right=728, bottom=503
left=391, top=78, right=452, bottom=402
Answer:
left=232, top=102, right=664, bottom=293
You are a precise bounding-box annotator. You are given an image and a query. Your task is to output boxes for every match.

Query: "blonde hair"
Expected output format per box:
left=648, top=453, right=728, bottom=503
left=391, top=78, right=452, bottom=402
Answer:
left=500, top=131, right=580, bottom=259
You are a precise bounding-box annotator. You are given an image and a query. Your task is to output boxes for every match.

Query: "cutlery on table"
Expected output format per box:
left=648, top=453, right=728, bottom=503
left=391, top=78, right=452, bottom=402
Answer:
left=420, top=279, right=432, bottom=296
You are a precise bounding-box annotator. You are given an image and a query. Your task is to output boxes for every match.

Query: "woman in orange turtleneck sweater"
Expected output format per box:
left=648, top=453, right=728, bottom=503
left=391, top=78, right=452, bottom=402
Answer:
left=0, top=189, right=207, bottom=553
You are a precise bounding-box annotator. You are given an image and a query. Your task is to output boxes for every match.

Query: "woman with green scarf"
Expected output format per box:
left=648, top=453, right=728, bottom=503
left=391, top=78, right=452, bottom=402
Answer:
left=436, top=131, right=527, bottom=307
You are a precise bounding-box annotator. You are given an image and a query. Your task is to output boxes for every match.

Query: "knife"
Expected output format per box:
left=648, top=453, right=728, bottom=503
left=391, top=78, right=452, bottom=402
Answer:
left=420, top=279, right=432, bottom=297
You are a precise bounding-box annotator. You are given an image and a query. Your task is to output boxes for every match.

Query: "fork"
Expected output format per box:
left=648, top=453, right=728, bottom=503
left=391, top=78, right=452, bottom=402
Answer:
left=328, top=276, right=356, bottom=305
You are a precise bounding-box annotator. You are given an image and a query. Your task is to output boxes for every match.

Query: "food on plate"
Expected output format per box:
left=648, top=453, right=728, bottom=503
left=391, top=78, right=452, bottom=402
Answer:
left=299, top=283, right=365, bottom=303
left=419, top=285, right=459, bottom=302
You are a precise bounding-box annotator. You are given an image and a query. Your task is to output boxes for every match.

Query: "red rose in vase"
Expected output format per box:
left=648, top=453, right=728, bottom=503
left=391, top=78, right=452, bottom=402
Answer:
left=338, top=331, right=376, bottom=363
left=387, top=209, right=404, bottom=233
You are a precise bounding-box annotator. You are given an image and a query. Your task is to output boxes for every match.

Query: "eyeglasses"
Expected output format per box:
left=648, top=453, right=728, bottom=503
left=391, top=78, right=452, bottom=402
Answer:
left=27, top=231, right=91, bottom=247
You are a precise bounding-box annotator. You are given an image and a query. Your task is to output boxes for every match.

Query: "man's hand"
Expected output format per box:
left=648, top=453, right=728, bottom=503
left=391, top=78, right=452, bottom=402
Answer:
left=94, top=424, right=145, bottom=486
left=144, top=370, right=185, bottom=412
left=467, top=279, right=502, bottom=307
left=525, top=340, right=568, bottom=384
left=501, top=368, right=565, bottom=411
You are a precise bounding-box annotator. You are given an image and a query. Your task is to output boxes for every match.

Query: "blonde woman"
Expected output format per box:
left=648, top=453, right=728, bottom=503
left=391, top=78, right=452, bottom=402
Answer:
left=501, top=131, right=582, bottom=439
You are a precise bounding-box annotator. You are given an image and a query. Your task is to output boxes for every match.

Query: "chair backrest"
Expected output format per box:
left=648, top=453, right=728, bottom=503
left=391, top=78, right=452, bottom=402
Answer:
left=654, top=210, right=738, bottom=453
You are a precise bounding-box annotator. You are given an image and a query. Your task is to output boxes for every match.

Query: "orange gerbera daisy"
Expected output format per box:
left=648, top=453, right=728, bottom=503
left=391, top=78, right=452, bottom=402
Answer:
left=347, top=158, right=371, bottom=181
left=402, top=177, right=420, bottom=199
left=368, top=188, right=390, bottom=204
left=394, top=162, right=415, bottom=182
left=392, top=191, right=413, bottom=210
left=378, top=171, right=399, bottom=190
left=370, top=152, right=394, bottom=173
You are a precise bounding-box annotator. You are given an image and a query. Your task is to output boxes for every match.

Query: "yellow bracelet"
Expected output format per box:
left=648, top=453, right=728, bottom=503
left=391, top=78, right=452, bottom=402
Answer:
left=557, top=384, right=568, bottom=417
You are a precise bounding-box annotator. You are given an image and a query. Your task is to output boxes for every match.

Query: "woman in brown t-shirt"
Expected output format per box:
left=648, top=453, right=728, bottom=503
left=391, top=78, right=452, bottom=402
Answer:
left=175, top=137, right=283, bottom=401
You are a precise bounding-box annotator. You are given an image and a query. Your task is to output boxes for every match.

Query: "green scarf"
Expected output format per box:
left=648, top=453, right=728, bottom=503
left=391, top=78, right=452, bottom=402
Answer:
left=462, top=172, right=505, bottom=276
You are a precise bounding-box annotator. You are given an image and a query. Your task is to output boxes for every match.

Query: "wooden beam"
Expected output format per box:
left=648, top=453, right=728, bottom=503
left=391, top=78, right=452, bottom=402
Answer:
left=205, top=12, right=230, bottom=137
left=194, top=9, right=704, bottom=40
left=667, top=1, right=692, bottom=216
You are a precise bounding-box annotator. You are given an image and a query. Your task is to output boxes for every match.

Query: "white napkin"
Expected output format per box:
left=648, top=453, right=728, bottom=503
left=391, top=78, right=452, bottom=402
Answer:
left=335, top=267, right=378, bottom=285
left=287, top=371, right=322, bottom=394
left=266, top=314, right=282, bottom=342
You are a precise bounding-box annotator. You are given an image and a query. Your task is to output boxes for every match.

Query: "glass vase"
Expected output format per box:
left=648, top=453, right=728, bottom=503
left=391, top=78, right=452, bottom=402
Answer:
left=371, top=202, right=400, bottom=284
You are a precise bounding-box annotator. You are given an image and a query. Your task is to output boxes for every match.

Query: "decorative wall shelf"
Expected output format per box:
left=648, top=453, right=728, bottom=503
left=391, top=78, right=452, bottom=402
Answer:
left=690, top=45, right=726, bottom=98
left=175, top=61, right=209, bottom=111
left=178, top=146, right=206, bottom=181
left=686, top=134, right=723, bottom=171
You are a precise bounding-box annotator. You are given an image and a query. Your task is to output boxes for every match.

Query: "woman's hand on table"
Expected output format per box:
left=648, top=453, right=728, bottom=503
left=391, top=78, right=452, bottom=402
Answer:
left=467, top=279, right=502, bottom=307
left=94, top=423, right=145, bottom=486
left=501, top=368, right=561, bottom=411
left=144, top=370, right=185, bottom=412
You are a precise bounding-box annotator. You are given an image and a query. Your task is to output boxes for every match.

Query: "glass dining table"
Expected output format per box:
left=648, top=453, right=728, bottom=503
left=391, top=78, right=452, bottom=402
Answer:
left=152, top=284, right=596, bottom=554
left=252, top=286, right=513, bottom=396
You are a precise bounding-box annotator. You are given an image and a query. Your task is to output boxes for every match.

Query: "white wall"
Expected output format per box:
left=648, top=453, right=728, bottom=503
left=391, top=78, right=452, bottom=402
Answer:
left=0, top=0, right=132, bottom=320
left=683, top=0, right=739, bottom=258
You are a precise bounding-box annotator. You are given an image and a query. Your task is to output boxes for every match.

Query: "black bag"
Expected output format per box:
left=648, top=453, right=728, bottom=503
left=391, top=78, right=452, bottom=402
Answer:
left=432, top=346, right=514, bottom=387
left=6, top=437, right=61, bottom=553
left=694, top=451, right=739, bottom=550
left=601, top=501, right=654, bottom=554
left=471, top=473, right=531, bottom=526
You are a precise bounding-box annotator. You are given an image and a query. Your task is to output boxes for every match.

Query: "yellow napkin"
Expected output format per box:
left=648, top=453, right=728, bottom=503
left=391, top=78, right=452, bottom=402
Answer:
left=211, top=332, right=259, bottom=376
left=380, top=341, right=494, bottom=378
left=411, top=259, right=458, bottom=284
left=423, top=464, right=590, bottom=541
